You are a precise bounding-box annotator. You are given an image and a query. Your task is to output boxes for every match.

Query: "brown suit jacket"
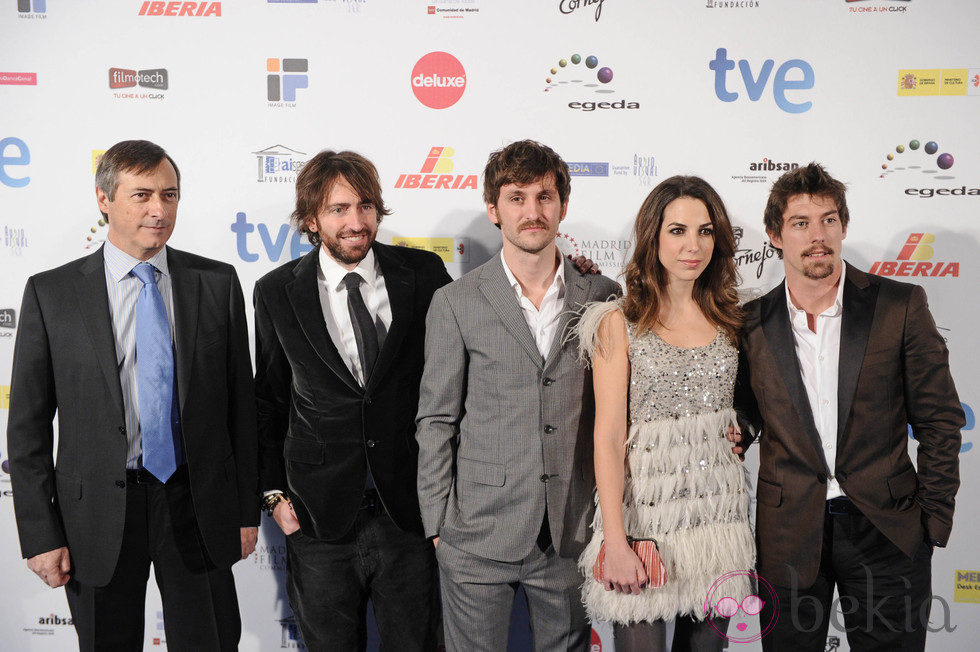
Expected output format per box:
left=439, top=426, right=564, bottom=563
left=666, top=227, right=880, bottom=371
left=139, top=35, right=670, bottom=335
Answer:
left=741, top=263, right=963, bottom=588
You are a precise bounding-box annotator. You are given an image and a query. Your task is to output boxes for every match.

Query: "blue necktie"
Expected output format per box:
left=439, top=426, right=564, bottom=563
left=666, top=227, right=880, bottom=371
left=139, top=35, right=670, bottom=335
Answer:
left=133, top=262, right=180, bottom=482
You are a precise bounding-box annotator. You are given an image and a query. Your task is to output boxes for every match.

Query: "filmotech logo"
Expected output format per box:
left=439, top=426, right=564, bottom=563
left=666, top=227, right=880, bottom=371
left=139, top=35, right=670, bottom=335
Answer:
left=0, top=308, right=16, bottom=338
left=253, top=145, right=307, bottom=183
left=138, top=1, right=222, bottom=16
left=869, top=233, right=959, bottom=278
left=109, top=67, right=168, bottom=100
left=543, top=52, right=639, bottom=111
left=17, top=0, right=46, bottom=18
left=394, top=147, right=477, bottom=190
left=847, top=0, right=910, bottom=14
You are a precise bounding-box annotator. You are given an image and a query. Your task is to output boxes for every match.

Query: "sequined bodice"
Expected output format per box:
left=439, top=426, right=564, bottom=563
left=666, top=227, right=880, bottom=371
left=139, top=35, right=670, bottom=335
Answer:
left=627, top=325, right=737, bottom=424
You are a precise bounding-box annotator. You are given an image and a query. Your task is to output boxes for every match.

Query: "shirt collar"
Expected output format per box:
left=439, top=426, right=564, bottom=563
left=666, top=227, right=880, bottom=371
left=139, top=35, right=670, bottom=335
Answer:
left=318, top=245, right=379, bottom=292
left=499, top=249, right=565, bottom=298
left=785, top=261, right=846, bottom=318
left=103, top=239, right=170, bottom=283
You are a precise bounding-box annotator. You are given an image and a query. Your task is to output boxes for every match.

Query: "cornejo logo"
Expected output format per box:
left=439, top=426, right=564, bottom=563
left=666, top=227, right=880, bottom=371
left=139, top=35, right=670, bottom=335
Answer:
left=544, top=52, right=638, bottom=111
left=138, top=1, right=221, bottom=16
left=394, top=147, right=477, bottom=190
left=412, top=52, right=466, bottom=109
left=869, top=233, right=959, bottom=278
left=559, top=0, right=605, bottom=21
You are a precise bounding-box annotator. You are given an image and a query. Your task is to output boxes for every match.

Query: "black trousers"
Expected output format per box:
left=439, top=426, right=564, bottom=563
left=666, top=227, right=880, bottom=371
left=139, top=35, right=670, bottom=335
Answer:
left=286, top=495, right=439, bottom=652
left=760, top=501, right=933, bottom=652
left=65, top=466, right=241, bottom=652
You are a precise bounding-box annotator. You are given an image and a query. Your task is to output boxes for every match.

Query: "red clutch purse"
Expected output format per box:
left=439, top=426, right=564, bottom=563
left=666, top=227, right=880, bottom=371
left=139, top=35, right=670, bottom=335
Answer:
left=592, top=537, right=667, bottom=587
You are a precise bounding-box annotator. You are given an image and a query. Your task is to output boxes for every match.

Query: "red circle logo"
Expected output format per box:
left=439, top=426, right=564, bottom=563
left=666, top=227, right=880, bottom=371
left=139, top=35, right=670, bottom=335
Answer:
left=411, top=51, right=466, bottom=109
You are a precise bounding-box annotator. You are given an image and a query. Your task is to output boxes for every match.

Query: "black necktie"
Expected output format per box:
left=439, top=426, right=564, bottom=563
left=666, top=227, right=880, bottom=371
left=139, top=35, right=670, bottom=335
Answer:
left=343, top=272, right=380, bottom=385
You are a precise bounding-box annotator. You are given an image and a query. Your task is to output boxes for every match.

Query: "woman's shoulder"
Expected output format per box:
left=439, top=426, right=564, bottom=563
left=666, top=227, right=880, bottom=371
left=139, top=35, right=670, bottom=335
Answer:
left=573, top=299, right=631, bottom=364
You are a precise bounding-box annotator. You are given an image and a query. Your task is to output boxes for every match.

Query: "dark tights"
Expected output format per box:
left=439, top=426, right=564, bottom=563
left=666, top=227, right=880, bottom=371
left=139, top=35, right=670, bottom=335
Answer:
left=614, top=616, right=730, bottom=652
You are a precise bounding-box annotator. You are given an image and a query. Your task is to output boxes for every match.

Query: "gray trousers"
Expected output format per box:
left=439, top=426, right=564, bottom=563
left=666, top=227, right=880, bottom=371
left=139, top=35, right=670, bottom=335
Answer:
left=436, top=538, right=590, bottom=652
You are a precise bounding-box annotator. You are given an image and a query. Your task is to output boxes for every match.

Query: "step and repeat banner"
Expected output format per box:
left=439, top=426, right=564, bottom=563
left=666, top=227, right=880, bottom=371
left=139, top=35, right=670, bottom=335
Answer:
left=2, top=0, right=978, bottom=650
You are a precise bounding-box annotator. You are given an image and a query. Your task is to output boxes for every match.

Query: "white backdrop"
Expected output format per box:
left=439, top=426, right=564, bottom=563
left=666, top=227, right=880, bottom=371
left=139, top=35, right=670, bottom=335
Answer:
left=1, top=0, right=978, bottom=650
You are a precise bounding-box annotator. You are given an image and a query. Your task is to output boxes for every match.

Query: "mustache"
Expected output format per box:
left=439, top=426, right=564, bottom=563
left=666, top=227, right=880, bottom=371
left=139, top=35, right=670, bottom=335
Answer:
left=519, top=221, right=548, bottom=232
left=802, top=245, right=833, bottom=257
left=338, top=229, right=372, bottom=239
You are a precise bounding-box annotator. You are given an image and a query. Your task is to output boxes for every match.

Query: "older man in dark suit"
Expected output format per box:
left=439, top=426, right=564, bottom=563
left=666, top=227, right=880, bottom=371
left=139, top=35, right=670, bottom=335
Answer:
left=7, top=140, right=259, bottom=651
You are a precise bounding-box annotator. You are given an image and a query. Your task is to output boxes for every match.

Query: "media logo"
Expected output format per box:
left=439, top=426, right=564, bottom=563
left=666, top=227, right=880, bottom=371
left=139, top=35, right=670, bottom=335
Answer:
left=392, top=237, right=469, bottom=263
left=898, top=69, right=980, bottom=96
left=394, top=147, right=478, bottom=190
left=138, top=1, right=222, bottom=16
left=568, top=162, right=609, bottom=177
left=0, top=137, right=30, bottom=188
left=0, top=72, right=37, bottom=85
left=0, top=384, right=10, bottom=411
left=706, top=1, right=760, bottom=7
left=428, top=0, right=480, bottom=18
left=704, top=571, right=778, bottom=643
left=3, top=225, right=28, bottom=255
left=733, top=226, right=781, bottom=280
left=731, top=157, right=800, bottom=184
left=566, top=155, right=656, bottom=183
left=92, top=150, right=107, bottom=174
left=267, top=58, right=308, bottom=104
left=0, top=308, right=16, bottom=339
left=253, top=145, right=307, bottom=183
left=17, top=0, right=45, bottom=18
left=277, top=615, right=306, bottom=649
left=709, top=48, right=815, bottom=113
left=869, top=234, right=959, bottom=278
left=847, top=0, right=910, bottom=14
left=955, top=570, right=980, bottom=603
left=411, top=52, right=466, bottom=109
left=231, top=212, right=314, bottom=263
left=560, top=0, right=605, bottom=21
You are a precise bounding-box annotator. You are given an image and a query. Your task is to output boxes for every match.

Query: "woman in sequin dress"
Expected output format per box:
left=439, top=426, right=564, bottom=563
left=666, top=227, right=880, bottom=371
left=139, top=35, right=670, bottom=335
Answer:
left=576, top=176, right=755, bottom=652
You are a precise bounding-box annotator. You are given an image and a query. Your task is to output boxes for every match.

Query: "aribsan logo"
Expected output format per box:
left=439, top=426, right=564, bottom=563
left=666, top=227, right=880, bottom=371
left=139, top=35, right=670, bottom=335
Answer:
left=394, top=147, right=477, bottom=190
left=109, top=67, right=168, bottom=100
left=544, top=52, right=639, bottom=111
left=731, top=157, right=800, bottom=185
left=138, top=1, right=222, bottom=16
left=411, top=52, right=466, bottom=109
left=869, top=234, right=959, bottom=278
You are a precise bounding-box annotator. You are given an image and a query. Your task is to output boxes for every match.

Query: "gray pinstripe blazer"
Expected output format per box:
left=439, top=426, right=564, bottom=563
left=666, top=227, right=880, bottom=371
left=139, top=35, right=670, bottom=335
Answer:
left=416, top=253, right=620, bottom=563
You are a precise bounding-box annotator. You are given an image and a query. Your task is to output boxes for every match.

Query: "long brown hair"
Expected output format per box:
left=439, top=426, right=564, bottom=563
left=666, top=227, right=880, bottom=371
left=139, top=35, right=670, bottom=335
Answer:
left=622, top=175, right=742, bottom=344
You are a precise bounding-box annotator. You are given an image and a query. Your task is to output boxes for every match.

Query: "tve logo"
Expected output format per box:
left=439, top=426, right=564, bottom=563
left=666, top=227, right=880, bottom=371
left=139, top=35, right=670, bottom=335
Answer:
left=231, top=212, right=314, bottom=263
left=709, top=48, right=815, bottom=113
left=412, top=52, right=466, bottom=109
left=267, top=58, right=308, bottom=104
left=0, top=137, right=30, bottom=188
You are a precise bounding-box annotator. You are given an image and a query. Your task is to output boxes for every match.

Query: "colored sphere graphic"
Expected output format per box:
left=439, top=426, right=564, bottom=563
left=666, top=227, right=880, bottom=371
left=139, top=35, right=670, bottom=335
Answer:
left=99, top=219, right=106, bottom=226
left=1, top=460, right=8, bottom=473
left=571, top=54, right=581, bottom=64
left=551, top=67, right=557, bottom=75
left=546, top=77, right=552, bottom=83
left=925, top=141, right=938, bottom=155
left=586, top=55, right=599, bottom=69
left=937, top=153, right=954, bottom=170
left=909, top=140, right=920, bottom=150
left=559, top=59, right=567, bottom=67
left=896, top=145, right=905, bottom=154
left=882, top=164, right=888, bottom=169
left=597, top=67, right=613, bottom=84
left=887, top=154, right=894, bottom=160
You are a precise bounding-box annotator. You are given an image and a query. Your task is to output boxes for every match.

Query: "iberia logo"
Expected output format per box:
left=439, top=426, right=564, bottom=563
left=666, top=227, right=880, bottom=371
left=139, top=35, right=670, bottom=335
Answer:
left=411, top=52, right=466, bottom=109
left=869, top=233, right=959, bottom=278
left=138, top=1, right=221, bottom=16
left=394, top=147, right=478, bottom=190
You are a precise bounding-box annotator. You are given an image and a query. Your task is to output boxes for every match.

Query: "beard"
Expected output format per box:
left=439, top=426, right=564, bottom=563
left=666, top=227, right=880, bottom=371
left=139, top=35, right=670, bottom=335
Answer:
left=801, top=245, right=835, bottom=280
left=322, top=228, right=376, bottom=266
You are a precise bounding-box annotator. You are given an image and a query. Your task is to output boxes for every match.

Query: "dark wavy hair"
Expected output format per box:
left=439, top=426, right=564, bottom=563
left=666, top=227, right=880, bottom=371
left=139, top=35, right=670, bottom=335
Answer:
left=764, top=162, right=849, bottom=250
left=622, top=176, right=742, bottom=345
left=482, top=140, right=571, bottom=207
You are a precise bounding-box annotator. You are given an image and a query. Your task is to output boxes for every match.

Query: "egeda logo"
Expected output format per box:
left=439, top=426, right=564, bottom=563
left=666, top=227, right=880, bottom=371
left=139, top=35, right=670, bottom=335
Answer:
left=543, top=52, right=639, bottom=111
left=267, top=58, right=308, bottom=105
left=709, top=48, right=814, bottom=113
left=0, top=137, right=30, bottom=188
left=231, top=212, right=313, bottom=263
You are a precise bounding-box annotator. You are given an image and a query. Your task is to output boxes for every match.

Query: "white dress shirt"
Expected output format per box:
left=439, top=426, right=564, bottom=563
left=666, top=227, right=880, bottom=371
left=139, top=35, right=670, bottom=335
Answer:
left=500, top=250, right=566, bottom=359
left=102, top=239, right=176, bottom=470
left=317, top=246, right=392, bottom=387
left=785, top=262, right=847, bottom=500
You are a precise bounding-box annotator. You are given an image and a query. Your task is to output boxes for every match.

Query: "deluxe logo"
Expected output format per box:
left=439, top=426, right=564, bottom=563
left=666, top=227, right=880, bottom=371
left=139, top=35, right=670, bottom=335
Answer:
left=231, top=211, right=314, bottom=263
left=267, top=58, right=308, bottom=104
left=394, top=147, right=478, bottom=190
left=0, top=137, right=30, bottom=188
left=559, top=0, right=605, bottom=22
left=412, top=52, right=466, bottom=109
left=544, top=52, right=639, bottom=111
left=253, top=145, right=307, bottom=183
left=869, top=234, right=959, bottom=278
left=898, top=68, right=980, bottom=97
left=709, top=48, right=815, bottom=113
left=109, top=68, right=168, bottom=90
left=568, top=162, right=609, bottom=177
left=392, top=237, right=469, bottom=264
left=0, top=72, right=37, bottom=85
left=17, top=0, right=46, bottom=17
left=138, top=1, right=221, bottom=16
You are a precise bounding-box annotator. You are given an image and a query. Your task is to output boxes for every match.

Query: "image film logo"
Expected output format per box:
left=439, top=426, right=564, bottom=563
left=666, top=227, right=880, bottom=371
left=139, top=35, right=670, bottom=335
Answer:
left=17, top=0, right=46, bottom=16
left=543, top=52, right=639, bottom=111
left=869, top=233, right=959, bottom=278
left=253, top=145, right=307, bottom=183
left=267, top=58, right=308, bottom=103
left=394, top=146, right=478, bottom=189
left=411, top=51, right=466, bottom=109
left=704, top=570, right=779, bottom=643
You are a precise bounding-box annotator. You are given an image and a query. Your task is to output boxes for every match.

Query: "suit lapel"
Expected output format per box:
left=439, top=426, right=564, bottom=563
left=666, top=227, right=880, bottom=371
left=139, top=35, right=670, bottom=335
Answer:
left=368, top=243, right=414, bottom=392
left=168, top=248, right=200, bottom=413
left=285, top=248, right=361, bottom=394
left=479, top=254, right=543, bottom=369
left=74, top=248, right=125, bottom=421
left=760, top=282, right=828, bottom=471
left=544, top=258, right=587, bottom=372
left=837, top=264, right=877, bottom=443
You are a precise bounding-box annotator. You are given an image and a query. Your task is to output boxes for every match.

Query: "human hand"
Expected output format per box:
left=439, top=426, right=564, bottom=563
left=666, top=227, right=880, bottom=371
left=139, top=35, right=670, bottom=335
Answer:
left=601, top=540, right=648, bottom=595
left=432, top=536, right=440, bottom=549
left=273, top=499, right=301, bottom=536
left=240, top=527, right=258, bottom=559
left=727, top=424, right=745, bottom=459
left=27, top=547, right=71, bottom=588
left=568, top=254, right=601, bottom=275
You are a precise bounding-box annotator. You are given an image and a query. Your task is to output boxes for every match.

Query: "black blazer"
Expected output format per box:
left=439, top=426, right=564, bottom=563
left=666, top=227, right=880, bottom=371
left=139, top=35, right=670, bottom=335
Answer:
left=741, top=263, right=963, bottom=587
left=254, top=242, right=452, bottom=540
left=6, top=246, right=259, bottom=587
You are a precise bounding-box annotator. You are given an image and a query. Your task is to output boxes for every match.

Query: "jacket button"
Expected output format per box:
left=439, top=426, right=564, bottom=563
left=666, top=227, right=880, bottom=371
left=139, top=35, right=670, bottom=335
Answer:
left=118, top=426, right=126, bottom=435
left=816, top=473, right=827, bottom=484
left=364, top=397, right=372, bottom=405
left=543, top=377, right=554, bottom=386
left=544, top=425, right=556, bottom=434
left=366, top=440, right=376, bottom=448
left=539, top=474, right=549, bottom=482
left=115, top=480, right=126, bottom=488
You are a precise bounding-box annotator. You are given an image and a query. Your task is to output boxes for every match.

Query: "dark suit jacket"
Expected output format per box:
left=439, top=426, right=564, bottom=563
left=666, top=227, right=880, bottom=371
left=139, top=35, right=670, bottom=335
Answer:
left=253, top=242, right=452, bottom=540
left=741, top=263, right=964, bottom=588
left=6, top=246, right=259, bottom=587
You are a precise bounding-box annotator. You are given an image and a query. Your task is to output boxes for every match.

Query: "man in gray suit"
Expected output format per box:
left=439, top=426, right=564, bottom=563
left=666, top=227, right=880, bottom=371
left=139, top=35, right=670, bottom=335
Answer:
left=416, top=140, right=620, bottom=650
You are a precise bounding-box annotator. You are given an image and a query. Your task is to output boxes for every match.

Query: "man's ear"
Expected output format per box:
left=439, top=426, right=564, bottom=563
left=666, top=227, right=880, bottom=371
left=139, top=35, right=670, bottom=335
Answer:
left=766, top=229, right=782, bottom=250
left=96, top=186, right=111, bottom=215
left=486, top=203, right=499, bottom=227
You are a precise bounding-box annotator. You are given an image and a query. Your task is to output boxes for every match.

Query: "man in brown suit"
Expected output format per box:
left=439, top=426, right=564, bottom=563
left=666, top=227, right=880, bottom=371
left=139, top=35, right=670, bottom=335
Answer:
left=734, top=163, right=964, bottom=651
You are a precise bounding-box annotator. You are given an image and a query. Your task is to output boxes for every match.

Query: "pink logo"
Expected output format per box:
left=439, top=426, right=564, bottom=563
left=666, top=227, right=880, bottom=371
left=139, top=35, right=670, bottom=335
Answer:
left=411, top=52, right=466, bottom=109
left=704, top=570, right=779, bottom=643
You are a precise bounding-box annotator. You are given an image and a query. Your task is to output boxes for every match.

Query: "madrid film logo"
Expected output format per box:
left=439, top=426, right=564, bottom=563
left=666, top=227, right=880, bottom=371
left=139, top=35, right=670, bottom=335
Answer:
left=394, top=147, right=477, bottom=190
left=869, top=234, right=959, bottom=278
left=253, top=543, right=287, bottom=571
left=109, top=68, right=168, bottom=101
left=253, top=145, right=307, bottom=183
left=138, top=1, right=222, bottom=16
left=543, top=52, right=639, bottom=111
left=17, top=0, right=46, bottom=18
left=267, top=58, right=308, bottom=105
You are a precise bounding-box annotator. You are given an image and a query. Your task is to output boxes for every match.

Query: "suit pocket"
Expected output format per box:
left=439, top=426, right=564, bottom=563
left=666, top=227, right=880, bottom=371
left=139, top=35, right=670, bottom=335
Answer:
left=756, top=477, right=782, bottom=507
left=283, top=437, right=324, bottom=465
left=55, top=470, right=82, bottom=501
left=888, top=465, right=918, bottom=500
left=457, top=457, right=505, bottom=486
